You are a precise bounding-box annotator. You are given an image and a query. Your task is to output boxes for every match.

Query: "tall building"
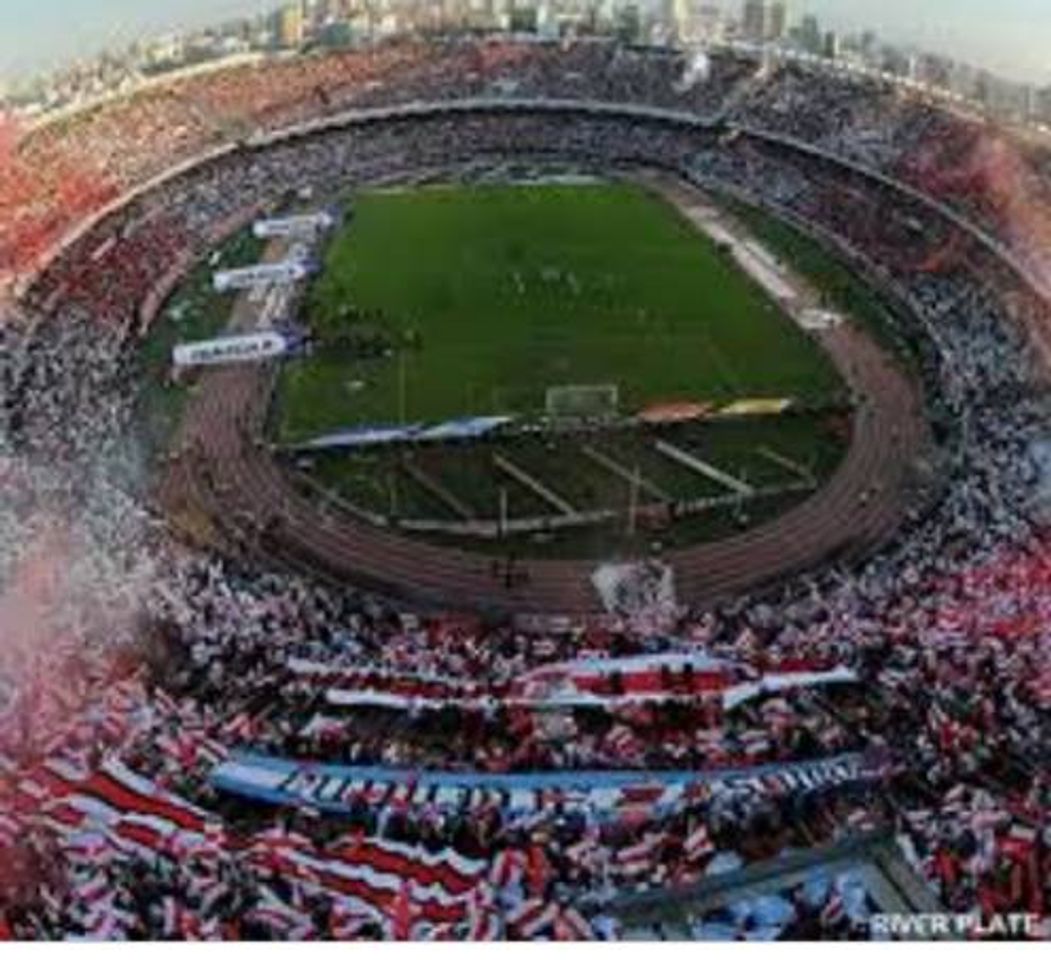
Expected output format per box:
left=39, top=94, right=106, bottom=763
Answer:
left=660, top=0, right=677, bottom=41
left=858, top=29, right=878, bottom=60
left=616, top=2, right=643, bottom=42
left=1033, top=86, right=1051, bottom=125
left=672, top=0, right=690, bottom=42
left=536, top=0, right=557, bottom=36
left=799, top=13, right=821, bottom=54
left=675, top=0, right=725, bottom=44
left=767, top=0, right=786, bottom=41
left=145, top=34, right=185, bottom=67
left=822, top=29, right=839, bottom=60
left=697, top=3, right=726, bottom=42
left=278, top=3, right=305, bottom=48
left=508, top=0, right=539, bottom=32
left=914, top=52, right=952, bottom=89
left=741, top=0, right=766, bottom=42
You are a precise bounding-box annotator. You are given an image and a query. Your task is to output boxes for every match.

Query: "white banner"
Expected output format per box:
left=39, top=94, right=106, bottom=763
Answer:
left=722, top=665, right=859, bottom=710
left=212, top=259, right=315, bottom=293
left=253, top=211, right=336, bottom=239
left=172, top=332, right=288, bottom=369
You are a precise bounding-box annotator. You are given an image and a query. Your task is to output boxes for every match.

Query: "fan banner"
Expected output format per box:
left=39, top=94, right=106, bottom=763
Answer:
left=210, top=751, right=875, bottom=821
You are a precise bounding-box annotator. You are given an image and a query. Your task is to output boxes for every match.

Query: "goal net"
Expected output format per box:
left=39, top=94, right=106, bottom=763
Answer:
left=545, top=384, right=619, bottom=419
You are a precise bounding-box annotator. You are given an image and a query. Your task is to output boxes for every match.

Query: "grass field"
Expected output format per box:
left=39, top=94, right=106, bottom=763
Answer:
left=275, top=182, right=843, bottom=441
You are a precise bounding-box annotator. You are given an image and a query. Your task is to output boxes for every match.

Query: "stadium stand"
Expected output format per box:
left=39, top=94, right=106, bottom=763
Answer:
left=0, top=37, right=1049, bottom=941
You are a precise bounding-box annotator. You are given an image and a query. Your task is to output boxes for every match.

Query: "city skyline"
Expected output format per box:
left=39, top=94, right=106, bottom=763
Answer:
left=801, top=0, right=1051, bottom=87
left=0, top=0, right=1049, bottom=87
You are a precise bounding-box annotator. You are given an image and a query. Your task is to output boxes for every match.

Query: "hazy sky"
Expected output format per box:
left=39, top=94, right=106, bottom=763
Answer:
left=0, top=0, right=1048, bottom=85
left=0, top=0, right=265, bottom=81
left=800, top=0, right=1051, bottom=85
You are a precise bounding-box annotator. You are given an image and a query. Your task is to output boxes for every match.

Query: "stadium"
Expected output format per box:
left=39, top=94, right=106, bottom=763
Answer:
left=0, top=22, right=1049, bottom=944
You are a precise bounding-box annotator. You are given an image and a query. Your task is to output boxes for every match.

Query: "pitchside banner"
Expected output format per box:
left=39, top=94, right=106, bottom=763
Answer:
left=173, top=332, right=288, bottom=369
left=212, top=259, right=317, bottom=293
left=211, top=751, right=878, bottom=821
left=253, top=210, right=338, bottom=239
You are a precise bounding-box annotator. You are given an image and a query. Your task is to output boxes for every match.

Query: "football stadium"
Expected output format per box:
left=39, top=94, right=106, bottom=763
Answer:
left=0, top=1, right=1050, bottom=945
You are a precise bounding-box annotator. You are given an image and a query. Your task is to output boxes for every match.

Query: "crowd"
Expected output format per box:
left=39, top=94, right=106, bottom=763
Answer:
left=6, top=34, right=1051, bottom=296
left=1, top=38, right=756, bottom=284
left=0, top=41, right=1049, bottom=939
left=725, top=60, right=1051, bottom=296
left=0, top=663, right=899, bottom=940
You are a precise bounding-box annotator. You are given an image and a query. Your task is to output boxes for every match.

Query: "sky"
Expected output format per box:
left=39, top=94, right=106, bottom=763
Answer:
left=801, top=0, right=1051, bottom=85
left=0, top=0, right=1049, bottom=86
left=0, top=0, right=265, bottom=82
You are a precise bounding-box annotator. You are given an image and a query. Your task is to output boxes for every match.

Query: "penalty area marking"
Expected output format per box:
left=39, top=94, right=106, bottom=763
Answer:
left=400, top=457, right=476, bottom=521
left=581, top=444, right=671, bottom=502
left=757, top=445, right=816, bottom=484
left=654, top=439, right=755, bottom=497
left=493, top=452, right=579, bottom=518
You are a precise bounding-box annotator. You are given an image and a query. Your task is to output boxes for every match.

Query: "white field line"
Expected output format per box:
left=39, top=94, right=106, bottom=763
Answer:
left=654, top=439, right=755, bottom=497
left=493, top=452, right=579, bottom=518
left=655, top=182, right=846, bottom=334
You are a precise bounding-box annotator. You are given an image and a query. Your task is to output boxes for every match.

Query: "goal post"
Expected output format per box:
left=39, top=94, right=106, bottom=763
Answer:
left=545, top=384, right=619, bottom=420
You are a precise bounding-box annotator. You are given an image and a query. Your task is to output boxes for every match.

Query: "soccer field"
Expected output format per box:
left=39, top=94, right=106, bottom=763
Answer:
left=275, top=182, right=843, bottom=441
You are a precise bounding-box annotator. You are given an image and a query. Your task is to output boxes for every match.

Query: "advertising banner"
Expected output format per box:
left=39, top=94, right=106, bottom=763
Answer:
left=172, top=331, right=288, bottom=369
left=253, top=210, right=337, bottom=239
left=212, top=259, right=316, bottom=292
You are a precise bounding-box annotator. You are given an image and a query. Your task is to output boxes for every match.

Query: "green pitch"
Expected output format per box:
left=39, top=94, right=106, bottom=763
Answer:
left=276, top=182, right=842, bottom=441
